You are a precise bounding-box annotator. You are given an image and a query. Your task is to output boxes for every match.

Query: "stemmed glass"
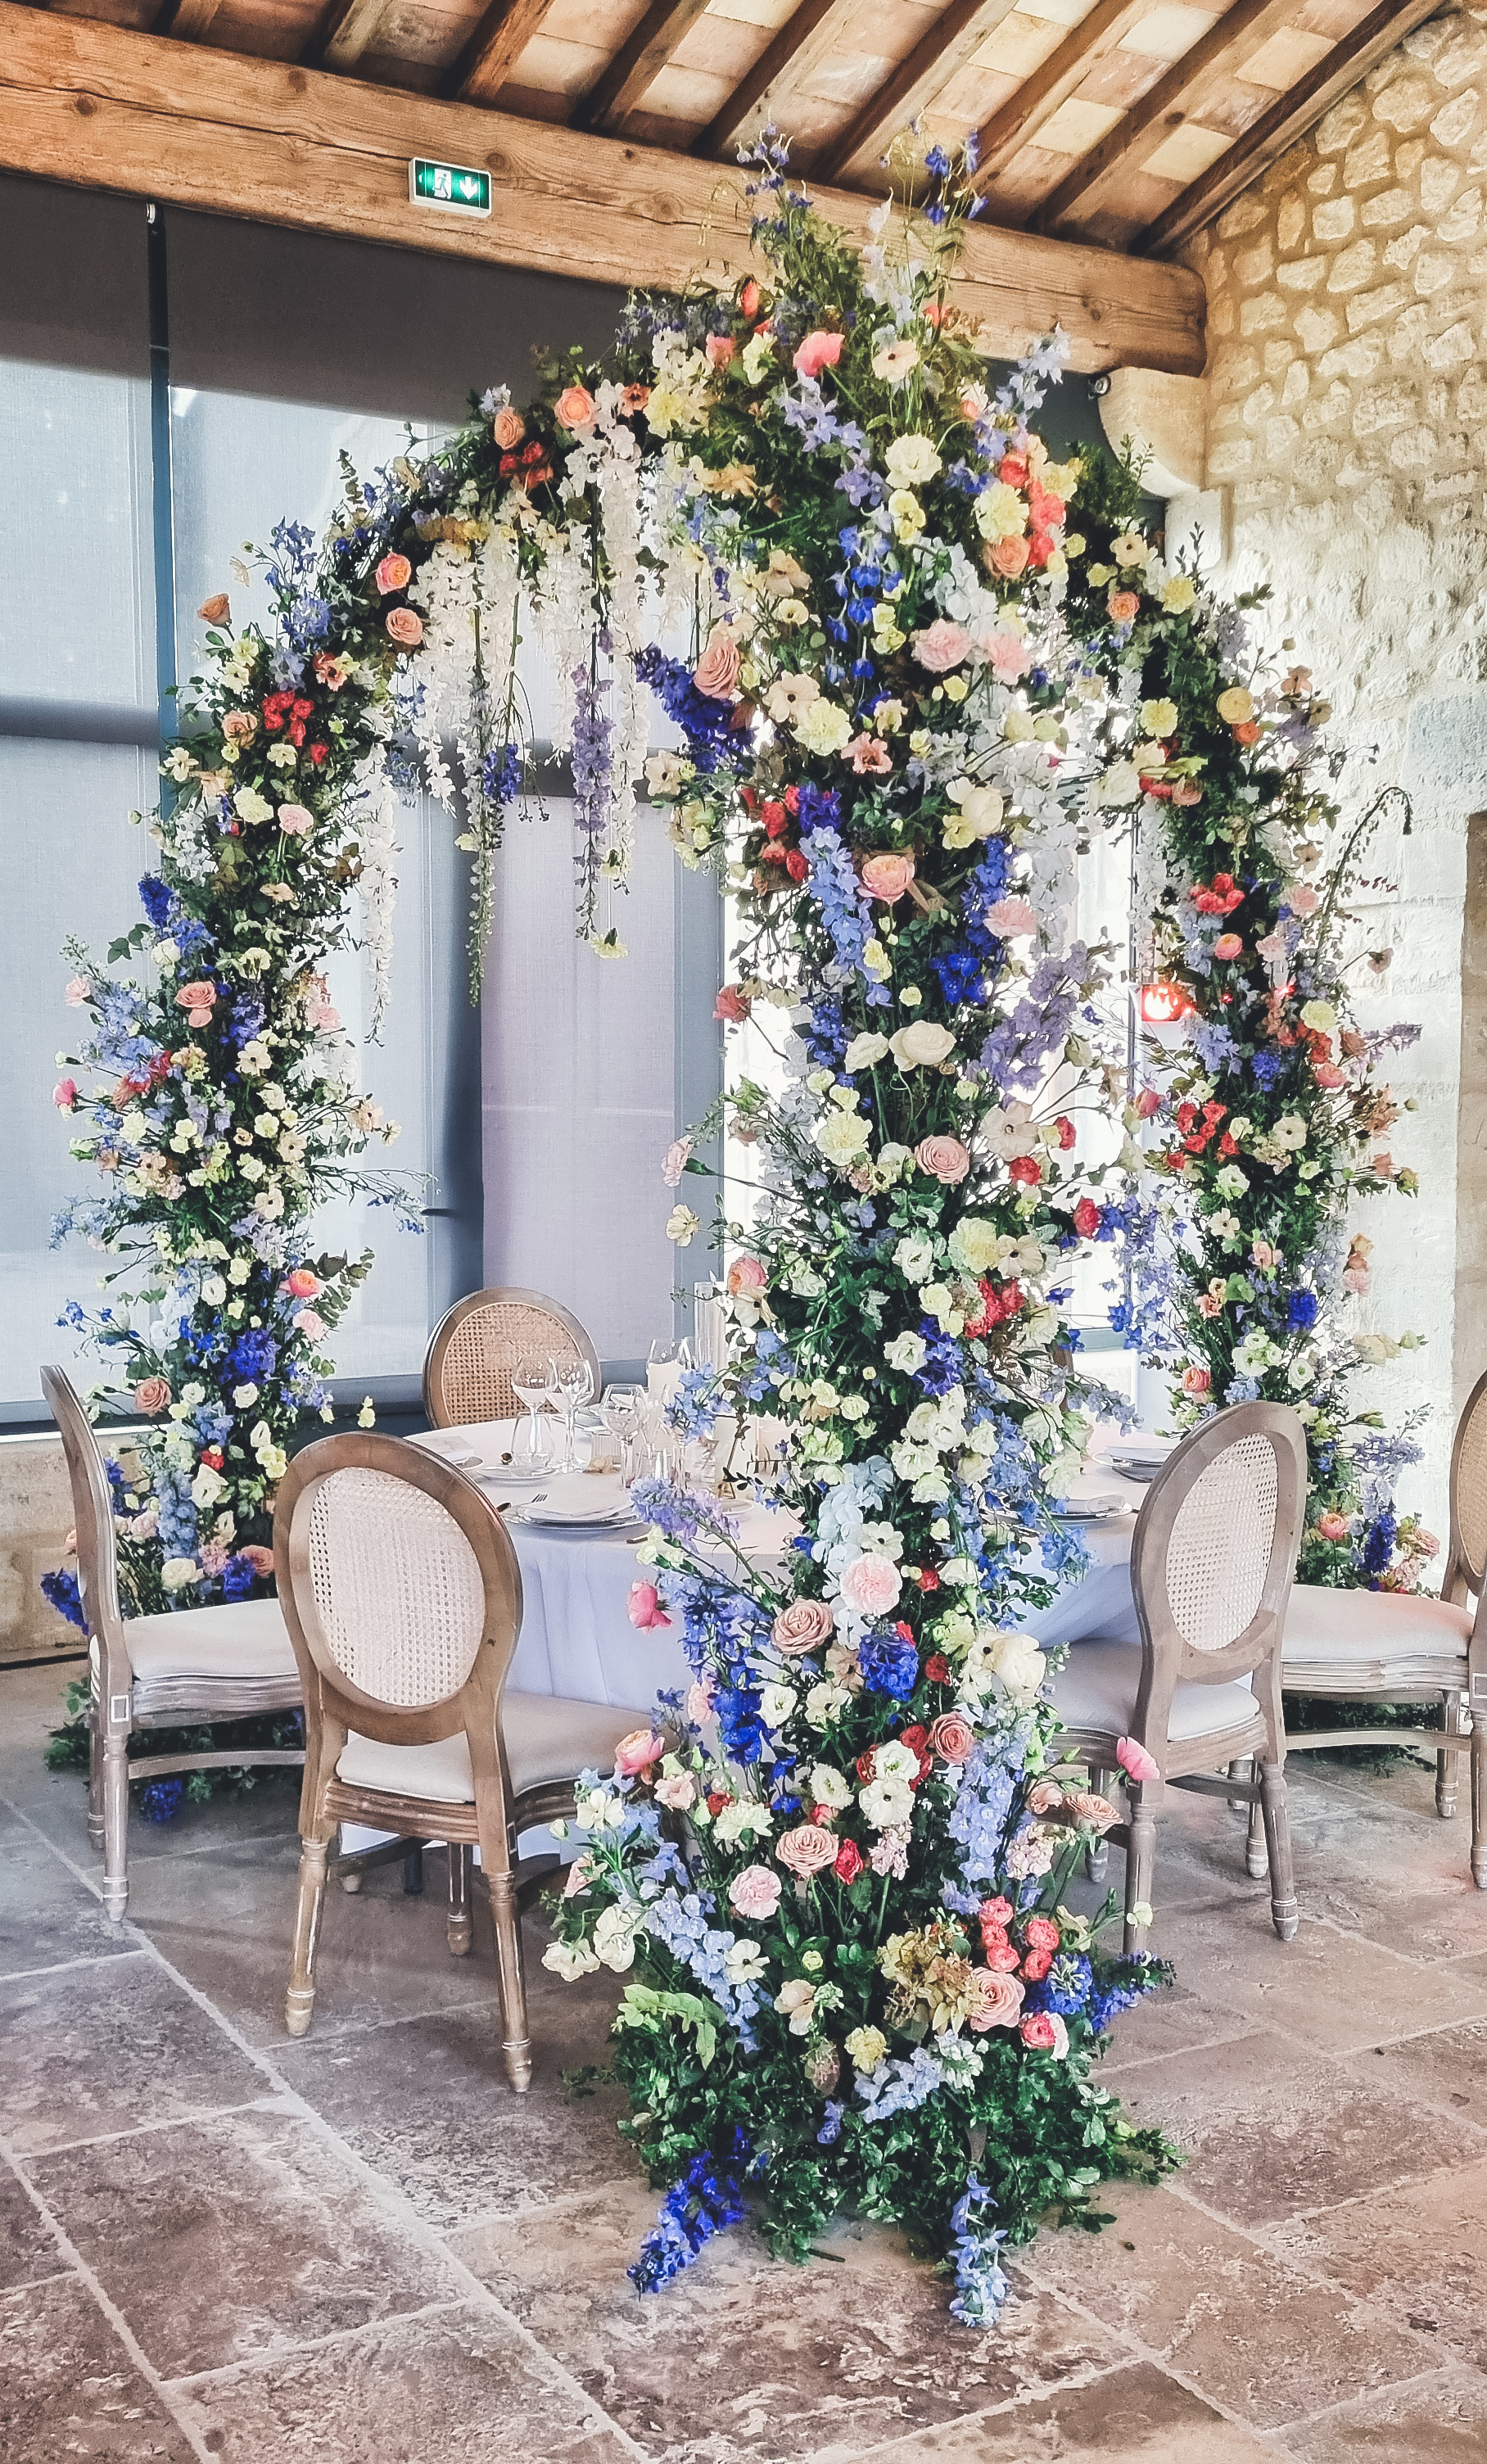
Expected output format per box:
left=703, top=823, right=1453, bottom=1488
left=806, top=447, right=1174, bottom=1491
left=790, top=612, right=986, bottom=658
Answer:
left=600, top=1384, right=642, bottom=1487
left=512, top=1354, right=554, bottom=1469
left=552, top=1352, right=594, bottom=1472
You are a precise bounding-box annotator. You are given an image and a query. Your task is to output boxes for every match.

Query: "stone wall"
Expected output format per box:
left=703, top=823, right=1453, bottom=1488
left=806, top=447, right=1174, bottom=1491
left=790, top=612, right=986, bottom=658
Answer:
left=1182, top=3, right=1487, bottom=1529
left=0, top=1435, right=80, bottom=1666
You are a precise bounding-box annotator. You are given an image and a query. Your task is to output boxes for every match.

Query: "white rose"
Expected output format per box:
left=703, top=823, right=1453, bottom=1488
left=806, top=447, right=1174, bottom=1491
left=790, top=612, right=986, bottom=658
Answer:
left=860, top=1775, right=915, bottom=1829
left=160, top=1556, right=200, bottom=1592
left=843, top=1031, right=891, bottom=1074
left=889, top=1021, right=956, bottom=1070
left=201, top=1276, right=227, bottom=1306
left=884, top=1331, right=927, bottom=1374
left=884, top=432, right=942, bottom=487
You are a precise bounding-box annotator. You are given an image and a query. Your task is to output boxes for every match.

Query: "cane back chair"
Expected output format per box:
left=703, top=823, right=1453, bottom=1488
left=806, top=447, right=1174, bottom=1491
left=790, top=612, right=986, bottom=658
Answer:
left=273, top=1431, right=652, bottom=2088
left=1050, top=1401, right=1308, bottom=1951
left=1281, top=1366, right=1487, bottom=1882
left=43, top=1364, right=304, bottom=1923
left=422, top=1287, right=602, bottom=1429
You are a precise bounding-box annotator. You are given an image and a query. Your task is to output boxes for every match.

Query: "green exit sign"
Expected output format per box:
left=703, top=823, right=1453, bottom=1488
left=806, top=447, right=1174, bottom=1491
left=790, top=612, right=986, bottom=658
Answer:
left=409, top=158, right=492, bottom=217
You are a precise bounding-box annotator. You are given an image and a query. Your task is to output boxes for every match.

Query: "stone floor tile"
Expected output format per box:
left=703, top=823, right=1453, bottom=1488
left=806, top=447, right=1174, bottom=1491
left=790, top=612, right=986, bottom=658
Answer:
left=1138, top=1894, right=1487, bottom=2054
left=1276, top=2362, right=1487, bottom=2458
left=277, top=1961, right=637, bottom=2229
left=1354, top=2009, right=1487, bottom=2132
left=859, top=2360, right=1281, bottom=2461
left=0, top=2272, right=194, bottom=2460
left=0, top=1953, right=267, bottom=2155
left=0, top=1813, right=139, bottom=1983
left=1095, top=1979, right=1254, bottom=2074
left=457, top=2186, right=1129, bottom=2464
left=29, top=2102, right=459, bottom=2381
left=1110, top=2027, right=1471, bottom=2229
left=0, top=2166, right=66, bottom=2294
left=1270, top=2154, right=1487, bottom=2371
left=173, top=2299, right=631, bottom=2463
left=1021, top=2177, right=1431, bottom=2428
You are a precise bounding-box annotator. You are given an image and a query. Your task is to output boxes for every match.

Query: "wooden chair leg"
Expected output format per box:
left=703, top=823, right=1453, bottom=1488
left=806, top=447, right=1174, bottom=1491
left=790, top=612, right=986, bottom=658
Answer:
left=1471, top=1719, right=1487, bottom=1890
left=488, top=1868, right=533, bottom=2091
left=1438, top=1690, right=1465, bottom=1820
left=1227, top=1753, right=1250, bottom=1814
left=402, top=1843, right=425, bottom=1895
left=447, top=1843, right=472, bottom=1955
left=1245, top=1766, right=1269, bottom=1880
left=1086, top=1765, right=1110, bottom=1879
left=1259, top=1760, right=1298, bottom=1941
left=101, top=1731, right=129, bottom=1924
left=1123, top=1784, right=1159, bottom=1955
left=285, top=1836, right=330, bottom=2037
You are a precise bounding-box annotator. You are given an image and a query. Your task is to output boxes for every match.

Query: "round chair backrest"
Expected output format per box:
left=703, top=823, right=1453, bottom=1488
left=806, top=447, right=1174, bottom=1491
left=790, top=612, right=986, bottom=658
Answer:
left=1452, top=1369, right=1487, bottom=1594
left=423, top=1288, right=600, bottom=1428
left=1164, top=1429, right=1281, bottom=1652
left=287, top=1448, right=504, bottom=1711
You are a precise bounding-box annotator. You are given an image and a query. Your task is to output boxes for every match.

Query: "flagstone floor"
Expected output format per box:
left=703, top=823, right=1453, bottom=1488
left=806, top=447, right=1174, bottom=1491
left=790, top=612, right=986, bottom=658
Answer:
left=5, top=1660, right=1487, bottom=2463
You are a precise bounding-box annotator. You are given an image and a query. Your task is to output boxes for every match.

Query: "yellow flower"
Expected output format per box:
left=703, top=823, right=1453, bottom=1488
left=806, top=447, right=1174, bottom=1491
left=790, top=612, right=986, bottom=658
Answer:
left=795, top=699, right=852, bottom=756
left=816, top=1109, right=870, bottom=1164
left=1217, top=686, right=1254, bottom=725
left=1300, top=999, right=1336, bottom=1033
left=1140, top=698, right=1179, bottom=736
left=1161, top=574, right=1197, bottom=613
left=888, top=490, right=926, bottom=544
left=973, top=481, right=1025, bottom=544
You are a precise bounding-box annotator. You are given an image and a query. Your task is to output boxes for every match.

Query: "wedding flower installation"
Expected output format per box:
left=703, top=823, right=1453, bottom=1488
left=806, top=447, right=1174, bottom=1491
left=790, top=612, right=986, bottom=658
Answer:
left=46, top=131, right=1421, bottom=2314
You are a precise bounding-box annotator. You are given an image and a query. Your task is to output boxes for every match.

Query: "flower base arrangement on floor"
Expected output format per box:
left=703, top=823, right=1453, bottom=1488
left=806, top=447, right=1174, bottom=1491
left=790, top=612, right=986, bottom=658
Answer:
left=42, top=129, right=1424, bottom=2322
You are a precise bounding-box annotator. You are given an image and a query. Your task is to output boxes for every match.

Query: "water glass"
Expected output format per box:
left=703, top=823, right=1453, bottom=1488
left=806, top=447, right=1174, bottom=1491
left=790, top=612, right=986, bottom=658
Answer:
left=552, top=1352, right=594, bottom=1472
left=512, top=1353, right=554, bottom=1467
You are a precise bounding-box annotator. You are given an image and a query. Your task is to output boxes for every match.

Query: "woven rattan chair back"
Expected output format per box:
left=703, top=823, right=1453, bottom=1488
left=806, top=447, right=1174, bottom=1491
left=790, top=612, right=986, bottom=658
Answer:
left=1449, top=1368, right=1487, bottom=1598
left=1133, top=1402, right=1306, bottom=1689
left=1162, top=1430, right=1281, bottom=1655
left=42, top=1366, right=124, bottom=1659
left=422, top=1287, right=601, bottom=1428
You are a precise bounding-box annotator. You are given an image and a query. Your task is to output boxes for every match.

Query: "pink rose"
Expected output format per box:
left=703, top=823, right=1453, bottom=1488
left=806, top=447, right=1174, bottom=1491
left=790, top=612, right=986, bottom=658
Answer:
left=1026, top=1779, right=1065, bottom=1815
left=661, top=1137, right=692, bottom=1188
left=285, top=1268, right=321, bottom=1299
left=1115, top=1734, right=1161, bottom=1785
left=1182, top=1365, right=1211, bottom=1397
left=974, top=624, right=1032, bottom=683
left=1313, top=1063, right=1347, bottom=1090
left=1317, top=1510, right=1353, bottom=1542
left=928, top=1712, right=975, bottom=1764
left=222, top=709, right=256, bottom=740
left=1213, top=933, right=1244, bottom=961
left=987, top=897, right=1038, bottom=938
left=838, top=1554, right=902, bottom=1619
left=704, top=334, right=736, bottom=368
left=277, top=804, right=314, bottom=837
left=686, top=1677, right=716, bottom=1726
left=176, top=981, right=217, bottom=1026
left=776, top=1822, right=838, bottom=1878
left=1019, top=2011, right=1057, bottom=2050
left=714, top=984, right=751, bottom=1024
left=133, top=1377, right=171, bottom=1415
left=991, top=536, right=1030, bottom=579
left=1107, top=587, right=1140, bottom=622
left=1065, top=1790, right=1118, bottom=1832
left=913, top=619, right=970, bottom=674
left=915, top=1136, right=970, bottom=1186
left=52, top=1078, right=78, bottom=1111
left=728, top=1863, right=783, bottom=1919
left=240, top=1544, right=275, bottom=1577
left=655, top=1772, right=697, bottom=1811
left=692, top=626, right=741, bottom=701
left=627, top=1582, right=672, bottom=1632
left=727, top=1255, right=767, bottom=1296
left=793, top=330, right=843, bottom=379
left=554, top=385, right=597, bottom=430
left=1289, top=885, right=1320, bottom=916
left=292, top=1309, right=325, bottom=1341
left=860, top=852, right=915, bottom=903
left=375, top=553, right=412, bottom=595
left=968, top=1972, right=1025, bottom=2032
left=614, top=1726, right=667, bottom=1777
left=64, top=976, right=90, bottom=1007
left=491, top=407, right=526, bottom=450
left=386, top=607, right=423, bottom=648
left=771, top=1599, right=834, bottom=1657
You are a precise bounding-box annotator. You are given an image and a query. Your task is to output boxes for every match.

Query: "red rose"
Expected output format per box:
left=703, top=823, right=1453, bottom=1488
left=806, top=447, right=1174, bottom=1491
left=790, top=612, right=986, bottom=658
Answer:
left=1020, top=2012, right=1057, bottom=2050
left=1009, top=1155, right=1042, bottom=1187
left=1073, top=1197, right=1101, bottom=1238
left=834, top=1839, right=865, bottom=1884
left=706, top=1790, right=732, bottom=1817
left=1023, top=1915, right=1060, bottom=1952
left=1054, top=1114, right=1076, bottom=1150
left=784, top=849, right=809, bottom=883
left=918, top=1569, right=940, bottom=1593
left=855, top=1751, right=877, bottom=1784
left=924, top=1653, right=951, bottom=1683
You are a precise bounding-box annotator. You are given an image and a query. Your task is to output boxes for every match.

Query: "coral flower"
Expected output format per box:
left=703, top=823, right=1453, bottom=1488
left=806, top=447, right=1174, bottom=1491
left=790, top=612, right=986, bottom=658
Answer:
left=793, top=330, right=843, bottom=378
left=861, top=852, right=915, bottom=902
left=554, top=385, right=597, bottom=429
left=714, top=984, right=751, bottom=1023
left=386, top=608, right=423, bottom=647
left=490, top=407, right=526, bottom=450
left=375, top=553, right=412, bottom=595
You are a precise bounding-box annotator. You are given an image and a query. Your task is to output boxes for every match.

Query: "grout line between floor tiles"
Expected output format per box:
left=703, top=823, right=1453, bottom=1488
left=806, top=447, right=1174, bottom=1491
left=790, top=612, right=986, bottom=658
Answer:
left=0, top=1797, right=653, bottom=2463
left=848, top=2355, right=1164, bottom=2461
left=1264, top=2358, right=1480, bottom=2439
left=440, top=2173, right=648, bottom=2243
left=262, top=1988, right=508, bottom=2051
left=0, top=2125, right=219, bottom=2464
left=13, top=2096, right=290, bottom=2166
left=161, top=2291, right=477, bottom=2390
left=0, top=1946, right=147, bottom=1987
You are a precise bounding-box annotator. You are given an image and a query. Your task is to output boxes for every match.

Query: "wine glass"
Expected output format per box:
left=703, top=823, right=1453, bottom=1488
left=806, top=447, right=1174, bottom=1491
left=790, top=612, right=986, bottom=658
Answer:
left=552, top=1352, right=594, bottom=1472
left=601, top=1384, right=641, bottom=1486
left=512, top=1353, right=554, bottom=1468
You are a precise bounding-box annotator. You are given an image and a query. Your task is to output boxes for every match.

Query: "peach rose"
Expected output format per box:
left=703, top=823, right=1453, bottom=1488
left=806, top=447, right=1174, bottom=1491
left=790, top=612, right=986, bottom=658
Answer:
left=221, top=709, right=256, bottom=740
left=728, top=1863, right=782, bottom=1919
left=1065, top=1790, right=1118, bottom=1832
left=133, top=1377, right=171, bottom=1415
left=375, top=553, right=412, bottom=595
left=1213, top=933, right=1244, bottom=961
left=915, top=1136, right=970, bottom=1185
left=726, top=1255, right=767, bottom=1296
left=861, top=852, right=915, bottom=903
left=1317, top=1510, right=1353, bottom=1542
left=277, top=804, right=314, bottom=836
left=175, top=981, right=217, bottom=1025
left=285, top=1268, right=321, bottom=1299
left=386, top=607, right=423, bottom=648
left=1108, top=590, right=1140, bottom=622
left=771, top=1599, right=835, bottom=1657
left=793, top=330, right=843, bottom=379
left=1182, top=1364, right=1212, bottom=1397
left=967, top=1971, right=1025, bottom=2032
left=1026, top=1779, right=1065, bottom=1815
left=928, top=1712, right=975, bottom=1764
left=776, top=1822, right=838, bottom=1878
left=240, top=1544, right=275, bottom=1577
left=491, top=407, right=526, bottom=450
left=554, top=385, right=597, bottom=430
left=990, top=536, right=1030, bottom=579
left=614, top=1727, right=667, bottom=1777
left=197, top=592, right=231, bottom=624
left=693, top=626, right=741, bottom=701
left=714, top=985, right=751, bottom=1023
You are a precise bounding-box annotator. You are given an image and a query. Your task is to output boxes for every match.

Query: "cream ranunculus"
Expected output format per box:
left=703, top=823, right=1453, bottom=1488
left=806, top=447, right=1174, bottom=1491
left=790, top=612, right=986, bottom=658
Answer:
left=816, top=1109, right=870, bottom=1165
left=974, top=481, right=1025, bottom=544
left=947, top=1218, right=1002, bottom=1277
left=888, top=1021, right=956, bottom=1070
left=1217, top=686, right=1254, bottom=725
left=1161, top=573, right=1197, bottom=613
left=884, top=432, right=942, bottom=487
left=843, top=1030, right=891, bottom=1073
left=795, top=699, right=852, bottom=757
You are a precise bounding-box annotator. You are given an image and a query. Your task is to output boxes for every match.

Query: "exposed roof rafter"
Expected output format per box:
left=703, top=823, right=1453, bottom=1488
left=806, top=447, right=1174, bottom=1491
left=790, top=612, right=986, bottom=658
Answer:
left=576, top=0, right=714, bottom=131
left=814, top=0, right=1019, bottom=187
left=444, top=0, right=561, bottom=103
left=692, top=0, right=846, bottom=160
left=969, top=0, right=1150, bottom=190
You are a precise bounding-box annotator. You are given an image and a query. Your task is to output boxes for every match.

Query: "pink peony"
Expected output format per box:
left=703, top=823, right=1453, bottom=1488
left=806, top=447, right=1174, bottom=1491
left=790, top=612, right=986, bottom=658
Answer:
left=661, top=1137, right=692, bottom=1188
left=627, top=1581, right=672, bottom=1632
left=386, top=607, right=423, bottom=648
left=913, top=619, right=970, bottom=673
left=1019, top=2010, right=1057, bottom=2050
left=968, top=1972, right=1026, bottom=2032
left=52, top=1078, right=78, bottom=1110
left=692, top=626, right=741, bottom=701
left=987, top=897, right=1038, bottom=938
left=64, top=975, right=90, bottom=1007
left=292, top=1308, right=325, bottom=1340
left=1313, top=1063, right=1347, bottom=1090
left=1115, top=1734, right=1161, bottom=1785
left=771, top=1598, right=834, bottom=1657
left=1213, top=933, right=1244, bottom=961
left=614, top=1727, right=667, bottom=1777
left=726, top=1255, right=767, bottom=1296
left=915, top=1135, right=970, bottom=1186
left=277, top=804, right=314, bottom=836
left=285, top=1268, right=321, bottom=1299
left=655, top=1772, right=697, bottom=1811
left=793, top=330, right=843, bottom=379
left=714, top=984, right=751, bottom=1024
left=928, top=1712, right=975, bottom=1763
left=860, top=852, right=915, bottom=902
left=728, top=1863, right=783, bottom=1919
left=838, top=1554, right=902, bottom=1619
left=133, top=1377, right=171, bottom=1415
left=776, top=1822, right=838, bottom=1878
left=1182, top=1365, right=1211, bottom=1397
left=554, top=385, right=597, bottom=430
left=979, top=625, right=1032, bottom=683
left=375, top=553, right=413, bottom=595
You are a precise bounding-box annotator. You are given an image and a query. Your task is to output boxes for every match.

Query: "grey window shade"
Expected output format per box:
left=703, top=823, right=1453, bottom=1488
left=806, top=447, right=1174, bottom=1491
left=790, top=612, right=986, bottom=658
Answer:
left=0, top=174, right=149, bottom=379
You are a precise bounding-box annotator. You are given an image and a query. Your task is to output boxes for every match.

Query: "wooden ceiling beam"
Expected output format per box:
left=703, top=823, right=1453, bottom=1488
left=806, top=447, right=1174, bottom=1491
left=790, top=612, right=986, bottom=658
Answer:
left=150, top=0, right=224, bottom=37
left=302, top=0, right=391, bottom=71
left=1029, top=0, right=1296, bottom=234
left=970, top=0, right=1150, bottom=188
left=813, top=0, right=1019, bottom=187
left=443, top=0, right=560, bottom=102
left=692, top=0, right=845, bottom=160
left=0, top=0, right=1205, bottom=371
left=576, top=0, right=714, bottom=131
left=1139, top=0, right=1448, bottom=254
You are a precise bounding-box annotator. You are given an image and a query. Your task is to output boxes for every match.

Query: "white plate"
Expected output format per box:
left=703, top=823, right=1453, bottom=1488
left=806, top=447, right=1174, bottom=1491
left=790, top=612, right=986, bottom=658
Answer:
left=1057, top=1494, right=1130, bottom=1521
left=524, top=1502, right=636, bottom=1529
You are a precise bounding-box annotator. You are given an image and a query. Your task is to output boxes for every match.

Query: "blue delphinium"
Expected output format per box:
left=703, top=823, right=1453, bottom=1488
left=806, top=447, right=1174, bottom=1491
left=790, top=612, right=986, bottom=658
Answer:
left=857, top=1624, right=919, bottom=1699
left=1285, top=1289, right=1318, bottom=1334
left=948, top=2177, right=1011, bottom=2328
left=138, top=1776, right=186, bottom=1823
left=41, top=1568, right=86, bottom=1631
left=630, top=2132, right=753, bottom=2292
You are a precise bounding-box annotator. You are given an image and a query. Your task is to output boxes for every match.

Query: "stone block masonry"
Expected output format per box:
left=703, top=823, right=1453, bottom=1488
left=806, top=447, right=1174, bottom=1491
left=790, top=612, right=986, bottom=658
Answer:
left=1183, top=6, right=1487, bottom=1530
